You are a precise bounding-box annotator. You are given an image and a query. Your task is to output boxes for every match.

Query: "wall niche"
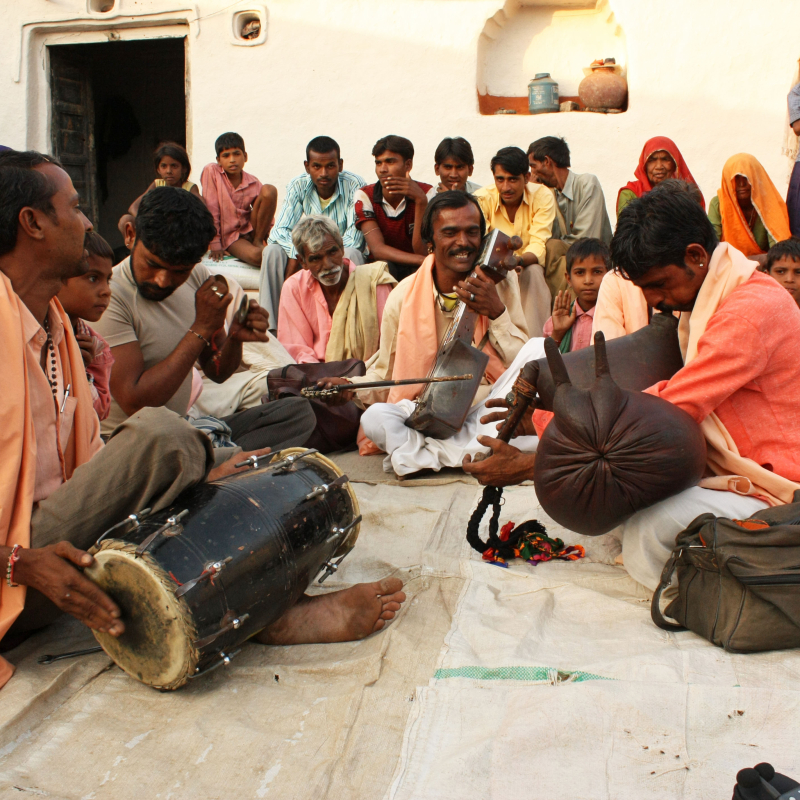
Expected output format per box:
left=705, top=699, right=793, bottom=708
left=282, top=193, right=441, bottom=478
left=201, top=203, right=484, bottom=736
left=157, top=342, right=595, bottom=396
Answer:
left=477, top=0, right=627, bottom=115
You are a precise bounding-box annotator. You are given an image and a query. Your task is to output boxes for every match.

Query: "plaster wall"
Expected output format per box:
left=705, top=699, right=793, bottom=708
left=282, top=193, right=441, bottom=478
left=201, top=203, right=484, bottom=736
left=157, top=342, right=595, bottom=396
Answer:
left=1, top=0, right=797, bottom=222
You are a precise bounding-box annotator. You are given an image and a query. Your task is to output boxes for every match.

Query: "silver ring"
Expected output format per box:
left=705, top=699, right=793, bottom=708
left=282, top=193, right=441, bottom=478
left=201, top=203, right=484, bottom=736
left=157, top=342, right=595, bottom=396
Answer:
left=214, top=291, right=224, bottom=299
left=469, top=293, right=476, bottom=302
left=211, top=285, right=218, bottom=292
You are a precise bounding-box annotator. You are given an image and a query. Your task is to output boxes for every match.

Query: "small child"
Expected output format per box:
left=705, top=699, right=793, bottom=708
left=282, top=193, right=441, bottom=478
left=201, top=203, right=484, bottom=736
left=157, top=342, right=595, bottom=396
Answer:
left=118, top=142, right=201, bottom=249
left=57, top=231, right=115, bottom=420
left=200, top=131, right=277, bottom=266
left=765, top=237, right=800, bottom=308
left=543, top=238, right=610, bottom=352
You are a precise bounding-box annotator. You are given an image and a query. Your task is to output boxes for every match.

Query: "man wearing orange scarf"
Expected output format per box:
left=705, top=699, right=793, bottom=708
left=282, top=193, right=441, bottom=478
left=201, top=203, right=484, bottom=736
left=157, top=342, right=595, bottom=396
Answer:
left=0, top=151, right=219, bottom=688
left=323, top=192, right=528, bottom=476
left=465, top=189, right=800, bottom=591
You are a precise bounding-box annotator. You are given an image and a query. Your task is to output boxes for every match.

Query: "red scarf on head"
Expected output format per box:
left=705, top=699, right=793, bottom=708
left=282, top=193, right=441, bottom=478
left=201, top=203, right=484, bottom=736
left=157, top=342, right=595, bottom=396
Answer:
left=618, top=136, right=704, bottom=209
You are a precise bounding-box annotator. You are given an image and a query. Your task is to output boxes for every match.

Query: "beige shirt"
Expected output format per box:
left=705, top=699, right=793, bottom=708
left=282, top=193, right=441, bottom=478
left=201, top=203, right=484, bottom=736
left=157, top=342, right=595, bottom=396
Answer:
left=94, top=258, right=243, bottom=434
left=21, top=303, right=102, bottom=503
left=353, top=268, right=529, bottom=405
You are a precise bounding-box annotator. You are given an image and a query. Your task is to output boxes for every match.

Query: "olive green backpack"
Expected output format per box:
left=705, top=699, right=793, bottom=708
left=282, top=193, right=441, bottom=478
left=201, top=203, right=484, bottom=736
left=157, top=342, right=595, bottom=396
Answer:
left=651, top=493, right=800, bottom=653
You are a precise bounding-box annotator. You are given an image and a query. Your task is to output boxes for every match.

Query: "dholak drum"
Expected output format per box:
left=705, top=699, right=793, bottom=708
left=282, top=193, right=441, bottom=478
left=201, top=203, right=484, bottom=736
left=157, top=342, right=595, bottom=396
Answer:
left=85, top=448, right=360, bottom=690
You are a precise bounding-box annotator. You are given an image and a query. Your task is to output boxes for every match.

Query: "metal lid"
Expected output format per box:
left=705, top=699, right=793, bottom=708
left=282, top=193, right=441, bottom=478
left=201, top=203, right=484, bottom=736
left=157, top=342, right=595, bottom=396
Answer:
left=533, top=73, right=551, bottom=79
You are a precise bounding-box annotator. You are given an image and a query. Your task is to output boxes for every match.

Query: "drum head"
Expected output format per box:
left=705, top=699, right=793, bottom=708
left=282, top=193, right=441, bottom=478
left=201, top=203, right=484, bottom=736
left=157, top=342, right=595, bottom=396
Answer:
left=86, top=541, right=199, bottom=690
left=276, top=448, right=361, bottom=556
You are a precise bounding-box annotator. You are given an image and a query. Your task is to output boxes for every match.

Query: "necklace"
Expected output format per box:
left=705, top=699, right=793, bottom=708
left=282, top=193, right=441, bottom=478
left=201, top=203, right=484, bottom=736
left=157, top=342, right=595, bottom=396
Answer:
left=745, top=207, right=757, bottom=228
left=42, top=316, right=58, bottom=401
left=435, top=289, right=459, bottom=313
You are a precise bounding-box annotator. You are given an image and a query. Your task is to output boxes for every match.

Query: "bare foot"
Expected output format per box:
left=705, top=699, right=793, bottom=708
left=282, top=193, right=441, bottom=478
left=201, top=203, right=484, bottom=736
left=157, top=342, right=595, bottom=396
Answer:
left=255, top=578, right=406, bottom=646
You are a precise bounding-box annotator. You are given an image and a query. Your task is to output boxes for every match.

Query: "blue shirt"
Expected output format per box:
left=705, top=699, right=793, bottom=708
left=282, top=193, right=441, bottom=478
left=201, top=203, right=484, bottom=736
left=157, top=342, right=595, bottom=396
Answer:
left=268, top=170, right=366, bottom=257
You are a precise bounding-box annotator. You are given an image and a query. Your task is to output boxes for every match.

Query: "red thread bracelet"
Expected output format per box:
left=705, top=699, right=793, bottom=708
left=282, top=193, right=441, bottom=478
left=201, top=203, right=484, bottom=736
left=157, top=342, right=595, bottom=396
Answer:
left=6, top=544, right=22, bottom=588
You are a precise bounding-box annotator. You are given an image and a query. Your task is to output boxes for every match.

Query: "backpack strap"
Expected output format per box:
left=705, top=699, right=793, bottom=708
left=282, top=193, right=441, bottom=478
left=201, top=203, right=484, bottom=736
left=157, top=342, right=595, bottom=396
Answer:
left=651, top=549, right=687, bottom=632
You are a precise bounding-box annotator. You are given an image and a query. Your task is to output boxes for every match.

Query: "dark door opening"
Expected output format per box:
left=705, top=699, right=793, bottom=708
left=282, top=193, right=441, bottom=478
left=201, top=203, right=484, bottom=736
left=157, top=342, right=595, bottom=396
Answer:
left=50, top=37, right=186, bottom=252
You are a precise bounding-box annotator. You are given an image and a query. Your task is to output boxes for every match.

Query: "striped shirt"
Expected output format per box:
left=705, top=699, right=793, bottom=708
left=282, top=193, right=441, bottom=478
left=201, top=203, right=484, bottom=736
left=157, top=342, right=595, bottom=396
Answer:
left=268, top=170, right=366, bottom=258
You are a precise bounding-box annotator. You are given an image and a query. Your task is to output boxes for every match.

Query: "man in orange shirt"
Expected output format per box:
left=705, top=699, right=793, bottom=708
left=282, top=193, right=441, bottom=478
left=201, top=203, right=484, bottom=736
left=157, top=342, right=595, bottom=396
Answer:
left=465, top=189, right=800, bottom=591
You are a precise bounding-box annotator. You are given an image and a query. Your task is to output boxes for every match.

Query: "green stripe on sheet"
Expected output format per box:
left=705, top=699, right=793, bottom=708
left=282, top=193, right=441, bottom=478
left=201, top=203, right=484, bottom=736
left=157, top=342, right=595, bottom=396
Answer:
left=434, top=666, right=612, bottom=683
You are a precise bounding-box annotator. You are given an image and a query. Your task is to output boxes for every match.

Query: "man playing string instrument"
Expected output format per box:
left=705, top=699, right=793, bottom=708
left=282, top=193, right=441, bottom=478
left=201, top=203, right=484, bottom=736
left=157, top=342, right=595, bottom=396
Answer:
left=319, top=190, right=529, bottom=474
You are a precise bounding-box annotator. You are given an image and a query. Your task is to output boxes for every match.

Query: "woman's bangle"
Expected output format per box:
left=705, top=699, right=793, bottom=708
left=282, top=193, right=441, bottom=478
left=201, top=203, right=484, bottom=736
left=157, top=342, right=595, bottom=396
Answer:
left=6, top=544, right=22, bottom=588
left=189, top=329, right=211, bottom=347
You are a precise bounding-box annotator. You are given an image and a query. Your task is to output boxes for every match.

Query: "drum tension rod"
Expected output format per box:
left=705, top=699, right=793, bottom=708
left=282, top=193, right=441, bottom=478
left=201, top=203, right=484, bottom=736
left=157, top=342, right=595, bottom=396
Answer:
left=304, top=473, right=349, bottom=502
left=193, top=613, right=251, bottom=649
left=134, top=509, right=189, bottom=558
left=188, top=648, right=242, bottom=680
left=318, top=516, right=362, bottom=584
left=234, top=448, right=319, bottom=472
left=95, top=507, right=152, bottom=547
left=175, top=556, right=233, bottom=599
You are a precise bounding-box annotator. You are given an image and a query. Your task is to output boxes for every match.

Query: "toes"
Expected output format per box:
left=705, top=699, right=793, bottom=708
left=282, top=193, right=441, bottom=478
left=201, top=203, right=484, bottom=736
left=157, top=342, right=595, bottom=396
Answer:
left=377, top=578, right=404, bottom=596
left=380, top=610, right=396, bottom=621
left=372, top=619, right=386, bottom=633
left=381, top=601, right=402, bottom=613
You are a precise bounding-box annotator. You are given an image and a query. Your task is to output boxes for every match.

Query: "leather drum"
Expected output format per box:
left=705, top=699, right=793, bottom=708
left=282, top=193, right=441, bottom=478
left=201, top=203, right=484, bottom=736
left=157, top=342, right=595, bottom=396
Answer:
left=85, top=448, right=360, bottom=690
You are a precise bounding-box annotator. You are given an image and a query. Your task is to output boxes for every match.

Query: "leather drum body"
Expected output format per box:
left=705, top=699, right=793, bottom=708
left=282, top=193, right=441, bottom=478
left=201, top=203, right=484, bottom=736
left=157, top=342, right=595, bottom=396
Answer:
left=86, top=449, right=360, bottom=689
left=533, top=313, right=684, bottom=411
left=533, top=337, right=707, bottom=536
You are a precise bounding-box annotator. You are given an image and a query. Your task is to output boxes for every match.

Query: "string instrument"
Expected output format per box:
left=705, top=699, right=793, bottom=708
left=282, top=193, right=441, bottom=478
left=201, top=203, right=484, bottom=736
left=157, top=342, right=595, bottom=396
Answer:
left=405, top=230, right=523, bottom=439
left=301, top=374, right=473, bottom=399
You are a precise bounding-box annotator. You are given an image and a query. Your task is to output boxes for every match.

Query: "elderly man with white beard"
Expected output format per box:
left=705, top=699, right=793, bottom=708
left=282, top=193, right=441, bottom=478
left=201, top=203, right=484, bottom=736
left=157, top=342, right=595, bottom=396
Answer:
left=276, top=215, right=397, bottom=364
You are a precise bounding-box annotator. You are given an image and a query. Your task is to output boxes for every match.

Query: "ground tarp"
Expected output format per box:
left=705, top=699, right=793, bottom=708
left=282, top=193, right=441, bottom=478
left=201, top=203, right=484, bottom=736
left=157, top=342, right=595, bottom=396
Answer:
left=1, top=465, right=798, bottom=799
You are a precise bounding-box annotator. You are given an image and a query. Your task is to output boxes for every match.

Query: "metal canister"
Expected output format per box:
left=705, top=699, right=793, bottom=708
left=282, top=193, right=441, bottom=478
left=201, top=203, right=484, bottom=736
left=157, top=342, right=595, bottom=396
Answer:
left=528, top=73, right=559, bottom=114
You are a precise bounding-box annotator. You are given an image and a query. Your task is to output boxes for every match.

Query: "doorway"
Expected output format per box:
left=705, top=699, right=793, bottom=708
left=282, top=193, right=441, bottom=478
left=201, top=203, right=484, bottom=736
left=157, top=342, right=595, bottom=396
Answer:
left=49, top=37, right=187, bottom=252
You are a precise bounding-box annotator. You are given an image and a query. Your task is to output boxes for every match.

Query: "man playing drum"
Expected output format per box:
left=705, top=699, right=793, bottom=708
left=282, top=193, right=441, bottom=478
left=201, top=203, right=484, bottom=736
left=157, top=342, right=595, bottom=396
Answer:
left=0, top=150, right=405, bottom=689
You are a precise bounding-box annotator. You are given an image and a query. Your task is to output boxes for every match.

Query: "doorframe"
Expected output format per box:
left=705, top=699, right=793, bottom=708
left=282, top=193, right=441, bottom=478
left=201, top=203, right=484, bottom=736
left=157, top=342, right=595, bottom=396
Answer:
left=24, top=19, right=193, bottom=161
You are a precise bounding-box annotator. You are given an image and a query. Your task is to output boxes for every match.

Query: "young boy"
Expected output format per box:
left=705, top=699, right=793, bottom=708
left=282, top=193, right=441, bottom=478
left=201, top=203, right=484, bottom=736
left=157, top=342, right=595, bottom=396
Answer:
left=200, top=132, right=277, bottom=267
left=56, top=231, right=115, bottom=420
left=765, top=237, right=800, bottom=308
left=427, top=137, right=482, bottom=198
left=543, top=237, right=610, bottom=352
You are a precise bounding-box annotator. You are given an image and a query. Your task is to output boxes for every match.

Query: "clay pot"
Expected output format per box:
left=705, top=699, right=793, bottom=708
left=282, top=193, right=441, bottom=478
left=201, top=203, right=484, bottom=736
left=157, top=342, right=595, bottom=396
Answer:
left=579, top=66, right=627, bottom=110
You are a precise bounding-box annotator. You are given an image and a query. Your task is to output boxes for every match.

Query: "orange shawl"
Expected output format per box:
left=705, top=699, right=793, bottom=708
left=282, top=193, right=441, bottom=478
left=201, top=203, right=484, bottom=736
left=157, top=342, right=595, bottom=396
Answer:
left=679, top=244, right=800, bottom=506
left=388, top=255, right=505, bottom=402
left=0, top=274, right=98, bottom=688
left=717, top=154, right=791, bottom=256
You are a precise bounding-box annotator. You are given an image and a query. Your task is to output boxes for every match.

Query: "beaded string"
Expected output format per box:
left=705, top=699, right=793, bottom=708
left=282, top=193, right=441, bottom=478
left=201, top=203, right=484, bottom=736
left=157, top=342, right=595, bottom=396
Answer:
left=42, top=316, right=58, bottom=400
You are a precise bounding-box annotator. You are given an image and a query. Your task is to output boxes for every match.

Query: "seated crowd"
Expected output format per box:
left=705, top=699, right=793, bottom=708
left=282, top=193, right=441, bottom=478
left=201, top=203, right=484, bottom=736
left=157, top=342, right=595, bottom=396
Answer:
left=2, top=121, right=800, bottom=682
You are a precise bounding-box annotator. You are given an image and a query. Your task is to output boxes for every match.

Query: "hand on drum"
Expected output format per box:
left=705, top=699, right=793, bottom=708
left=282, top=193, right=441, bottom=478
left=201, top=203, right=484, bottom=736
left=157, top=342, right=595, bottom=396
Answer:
left=207, top=447, right=272, bottom=482
left=13, top=542, right=124, bottom=636
left=315, top=377, right=355, bottom=406
left=462, top=436, right=537, bottom=487
left=479, top=396, right=537, bottom=438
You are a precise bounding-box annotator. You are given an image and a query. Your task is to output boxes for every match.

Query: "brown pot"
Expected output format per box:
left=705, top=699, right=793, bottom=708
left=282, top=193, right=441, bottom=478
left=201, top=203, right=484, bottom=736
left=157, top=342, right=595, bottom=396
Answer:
left=578, top=67, right=627, bottom=110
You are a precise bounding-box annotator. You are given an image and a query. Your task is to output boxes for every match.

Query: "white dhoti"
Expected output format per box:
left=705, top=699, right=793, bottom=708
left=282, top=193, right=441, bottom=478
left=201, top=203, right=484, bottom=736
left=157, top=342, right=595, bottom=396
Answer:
left=361, top=338, right=546, bottom=476
left=617, top=486, right=769, bottom=591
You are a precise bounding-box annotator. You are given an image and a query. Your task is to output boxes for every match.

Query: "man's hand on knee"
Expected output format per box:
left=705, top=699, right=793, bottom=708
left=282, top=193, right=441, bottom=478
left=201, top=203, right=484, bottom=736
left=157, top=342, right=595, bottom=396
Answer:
left=462, top=436, right=536, bottom=486
left=13, top=542, right=124, bottom=636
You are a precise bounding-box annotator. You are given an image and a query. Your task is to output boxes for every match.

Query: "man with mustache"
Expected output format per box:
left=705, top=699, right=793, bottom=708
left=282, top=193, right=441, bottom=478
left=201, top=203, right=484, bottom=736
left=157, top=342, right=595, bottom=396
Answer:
left=474, top=147, right=556, bottom=337
left=94, top=186, right=317, bottom=453
left=277, top=215, right=396, bottom=364
left=321, top=191, right=528, bottom=475
left=259, top=136, right=367, bottom=330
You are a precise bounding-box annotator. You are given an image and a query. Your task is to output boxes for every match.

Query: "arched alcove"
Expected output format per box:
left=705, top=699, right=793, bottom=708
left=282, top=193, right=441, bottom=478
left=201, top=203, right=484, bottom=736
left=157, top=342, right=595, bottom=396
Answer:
left=477, top=0, right=627, bottom=114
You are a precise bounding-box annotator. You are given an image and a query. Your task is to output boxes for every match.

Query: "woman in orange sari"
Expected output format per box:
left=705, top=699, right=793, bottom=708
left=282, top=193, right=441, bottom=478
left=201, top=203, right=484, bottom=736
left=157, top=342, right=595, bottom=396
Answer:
left=617, top=136, right=703, bottom=217
left=708, top=153, right=791, bottom=264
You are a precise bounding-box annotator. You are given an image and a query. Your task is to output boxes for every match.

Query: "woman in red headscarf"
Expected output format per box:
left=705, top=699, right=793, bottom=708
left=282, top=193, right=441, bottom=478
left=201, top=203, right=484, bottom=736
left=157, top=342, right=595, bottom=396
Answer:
left=617, top=136, right=703, bottom=218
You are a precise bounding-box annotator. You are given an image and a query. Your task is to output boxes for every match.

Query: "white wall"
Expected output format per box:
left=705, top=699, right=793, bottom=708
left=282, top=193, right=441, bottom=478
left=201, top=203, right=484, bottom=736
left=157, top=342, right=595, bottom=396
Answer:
left=1, top=0, right=798, bottom=222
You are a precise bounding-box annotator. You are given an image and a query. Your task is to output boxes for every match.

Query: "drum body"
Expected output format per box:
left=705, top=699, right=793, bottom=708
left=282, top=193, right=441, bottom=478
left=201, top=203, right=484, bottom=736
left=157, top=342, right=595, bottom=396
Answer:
left=86, top=449, right=360, bottom=690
